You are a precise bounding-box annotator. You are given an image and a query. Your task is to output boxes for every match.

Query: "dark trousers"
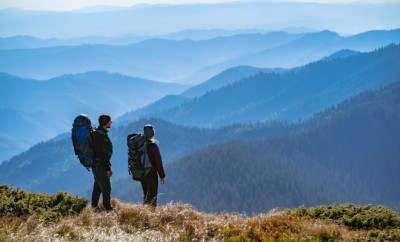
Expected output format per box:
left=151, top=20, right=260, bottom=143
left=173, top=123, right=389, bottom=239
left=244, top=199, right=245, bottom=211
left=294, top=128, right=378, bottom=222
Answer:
left=91, top=165, right=112, bottom=210
left=140, top=168, right=158, bottom=207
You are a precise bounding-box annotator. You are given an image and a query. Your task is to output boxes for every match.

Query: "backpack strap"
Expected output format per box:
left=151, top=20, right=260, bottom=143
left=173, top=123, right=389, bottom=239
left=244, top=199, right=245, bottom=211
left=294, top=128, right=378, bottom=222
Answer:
left=141, top=140, right=154, bottom=168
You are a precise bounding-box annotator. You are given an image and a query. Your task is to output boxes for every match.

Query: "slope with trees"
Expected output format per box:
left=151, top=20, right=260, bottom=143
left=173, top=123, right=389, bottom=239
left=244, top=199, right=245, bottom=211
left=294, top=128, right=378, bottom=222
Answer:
left=114, top=81, right=400, bottom=214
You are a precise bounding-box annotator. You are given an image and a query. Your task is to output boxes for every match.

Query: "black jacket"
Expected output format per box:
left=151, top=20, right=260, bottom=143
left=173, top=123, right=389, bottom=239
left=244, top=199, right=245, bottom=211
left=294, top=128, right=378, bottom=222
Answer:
left=92, top=126, right=113, bottom=171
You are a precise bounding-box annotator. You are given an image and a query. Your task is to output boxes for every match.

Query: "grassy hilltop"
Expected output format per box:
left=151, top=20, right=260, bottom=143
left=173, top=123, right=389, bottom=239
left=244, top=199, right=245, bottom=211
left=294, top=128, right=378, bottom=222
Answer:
left=1, top=185, right=399, bottom=241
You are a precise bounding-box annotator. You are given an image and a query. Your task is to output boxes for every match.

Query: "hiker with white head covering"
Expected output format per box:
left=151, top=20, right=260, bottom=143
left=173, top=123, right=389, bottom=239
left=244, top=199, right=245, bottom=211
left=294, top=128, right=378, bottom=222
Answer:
left=140, top=124, right=166, bottom=207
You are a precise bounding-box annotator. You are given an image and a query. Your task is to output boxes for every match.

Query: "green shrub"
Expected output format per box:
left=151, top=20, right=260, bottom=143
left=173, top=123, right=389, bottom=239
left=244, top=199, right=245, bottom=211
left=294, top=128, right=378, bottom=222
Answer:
left=287, top=204, right=400, bottom=229
left=367, top=229, right=400, bottom=241
left=0, top=185, right=87, bottom=222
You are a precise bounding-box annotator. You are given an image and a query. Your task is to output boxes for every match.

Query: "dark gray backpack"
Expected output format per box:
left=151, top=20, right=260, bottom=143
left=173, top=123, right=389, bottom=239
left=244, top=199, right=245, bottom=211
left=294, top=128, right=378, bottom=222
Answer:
left=127, top=133, right=149, bottom=181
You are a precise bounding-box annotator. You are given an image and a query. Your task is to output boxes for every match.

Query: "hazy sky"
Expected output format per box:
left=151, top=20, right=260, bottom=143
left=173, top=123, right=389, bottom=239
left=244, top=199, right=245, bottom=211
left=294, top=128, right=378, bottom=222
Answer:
left=1, top=0, right=399, bottom=11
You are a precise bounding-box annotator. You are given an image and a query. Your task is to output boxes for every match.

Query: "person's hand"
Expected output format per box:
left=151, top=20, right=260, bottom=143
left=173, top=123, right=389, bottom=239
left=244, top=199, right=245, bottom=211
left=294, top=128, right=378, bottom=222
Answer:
left=160, top=178, right=165, bottom=184
left=107, top=170, right=113, bottom=177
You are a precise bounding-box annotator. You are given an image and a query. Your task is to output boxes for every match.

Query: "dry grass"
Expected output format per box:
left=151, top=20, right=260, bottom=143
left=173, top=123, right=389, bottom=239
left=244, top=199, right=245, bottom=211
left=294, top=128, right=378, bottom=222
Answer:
left=1, top=199, right=399, bottom=242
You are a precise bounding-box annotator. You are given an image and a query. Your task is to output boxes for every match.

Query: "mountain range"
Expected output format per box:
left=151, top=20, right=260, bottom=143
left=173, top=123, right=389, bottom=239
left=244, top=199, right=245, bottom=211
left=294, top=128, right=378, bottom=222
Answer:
left=116, top=80, right=400, bottom=213
left=117, top=44, right=400, bottom=127
left=0, top=29, right=308, bottom=51
left=1, top=44, right=399, bottom=213
left=0, top=31, right=398, bottom=161
left=1, top=2, right=398, bottom=38
left=1, top=39, right=399, bottom=161
left=1, top=29, right=399, bottom=83
left=1, top=42, right=399, bottom=161
left=0, top=31, right=303, bottom=82
left=1, top=1, right=399, bottom=215
left=1, top=79, right=398, bottom=213
left=0, top=71, right=186, bottom=161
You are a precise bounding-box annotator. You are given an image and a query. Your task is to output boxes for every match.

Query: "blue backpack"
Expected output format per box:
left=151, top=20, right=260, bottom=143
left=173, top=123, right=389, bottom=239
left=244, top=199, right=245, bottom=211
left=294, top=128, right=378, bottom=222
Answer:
left=71, top=114, right=95, bottom=170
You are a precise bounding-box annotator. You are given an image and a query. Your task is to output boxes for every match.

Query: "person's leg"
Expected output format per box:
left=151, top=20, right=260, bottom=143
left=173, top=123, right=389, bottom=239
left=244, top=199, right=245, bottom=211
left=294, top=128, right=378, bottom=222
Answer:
left=140, top=179, right=148, bottom=205
left=92, top=166, right=112, bottom=210
left=101, top=176, right=112, bottom=210
left=91, top=168, right=102, bottom=208
left=145, top=169, right=158, bottom=207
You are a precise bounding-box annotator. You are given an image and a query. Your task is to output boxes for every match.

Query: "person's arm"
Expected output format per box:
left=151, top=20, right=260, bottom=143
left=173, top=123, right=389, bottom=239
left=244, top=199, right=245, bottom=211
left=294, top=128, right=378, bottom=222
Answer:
left=147, top=143, right=166, bottom=181
left=93, top=132, right=112, bottom=171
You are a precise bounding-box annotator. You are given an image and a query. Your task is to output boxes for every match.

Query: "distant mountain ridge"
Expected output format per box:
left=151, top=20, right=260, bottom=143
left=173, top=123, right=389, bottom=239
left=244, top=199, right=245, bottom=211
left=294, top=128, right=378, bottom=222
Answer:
left=0, top=108, right=61, bottom=162
left=1, top=29, right=399, bottom=83
left=0, top=71, right=187, bottom=161
left=0, top=31, right=304, bottom=83
left=0, top=29, right=302, bottom=50
left=180, top=65, right=286, bottom=98
left=2, top=42, right=399, bottom=162
left=118, top=44, right=400, bottom=127
left=1, top=2, right=397, bottom=37
left=117, top=65, right=286, bottom=125
left=223, top=29, right=400, bottom=70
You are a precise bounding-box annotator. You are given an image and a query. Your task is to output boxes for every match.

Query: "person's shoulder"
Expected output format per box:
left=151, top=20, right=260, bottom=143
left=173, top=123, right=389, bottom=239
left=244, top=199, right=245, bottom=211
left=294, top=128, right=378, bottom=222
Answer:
left=147, top=141, right=158, bottom=148
left=95, top=127, right=107, bottom=135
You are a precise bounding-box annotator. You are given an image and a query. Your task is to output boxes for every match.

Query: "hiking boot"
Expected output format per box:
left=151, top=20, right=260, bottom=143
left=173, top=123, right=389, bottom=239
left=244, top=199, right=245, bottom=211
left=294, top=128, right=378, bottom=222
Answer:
left=92, top=206, right=102, bottom=212
left=105, top=206, right=114, bottom=212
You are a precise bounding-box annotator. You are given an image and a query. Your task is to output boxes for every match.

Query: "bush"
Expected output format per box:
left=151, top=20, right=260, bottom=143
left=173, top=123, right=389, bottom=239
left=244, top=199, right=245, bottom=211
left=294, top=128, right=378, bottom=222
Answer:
left=287, top=204, right=400, bottom=229
left=0, top=185, right=87, bottom=222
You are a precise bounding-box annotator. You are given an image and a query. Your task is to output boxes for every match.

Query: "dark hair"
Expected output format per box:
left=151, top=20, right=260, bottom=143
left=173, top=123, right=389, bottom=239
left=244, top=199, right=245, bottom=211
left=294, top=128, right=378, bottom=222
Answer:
left=99, top=114, right=111, bottom=127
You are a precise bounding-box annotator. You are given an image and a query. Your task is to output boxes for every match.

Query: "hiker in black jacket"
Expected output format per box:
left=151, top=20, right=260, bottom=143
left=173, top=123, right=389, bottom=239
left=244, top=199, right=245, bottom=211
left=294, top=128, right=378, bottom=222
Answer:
left=91, top=114, right=113, bottom=211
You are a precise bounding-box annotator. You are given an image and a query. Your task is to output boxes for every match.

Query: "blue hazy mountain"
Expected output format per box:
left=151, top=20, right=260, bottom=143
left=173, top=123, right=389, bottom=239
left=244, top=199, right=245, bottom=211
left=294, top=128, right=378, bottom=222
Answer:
left=322, top=49, right=360, bottom=61
left=223, top=29, right=400, bottom=69
left=1, top=29, right=399, bottom=84
left=0, top=2, right=397, bottom=38
left=0, top=35, right=100, bottom=50
left=119, top=44, right=400, bottom=127
left=0, top=29, right=400, bottom=84
left=2, top=43, right=398, bottom=162
left=1, top=71, right=186, bottom=117
left=116, top=95, right=189, bottom=125
left=117, top=66, right=286, bottom=125
left=0, top=28, right=317, bottom=51
left=0, top=31, right=303, bottom=83
left=0, top=108, right=65, bottom=162
left=180, top=66, right=287, bottom=98
left=0, top=71, right=187, bottom=161
left=0, top=29, right=298, bottom=51
left=0, top=35, right=155, bottom=50
left=159, top=29, right=271, bottom=41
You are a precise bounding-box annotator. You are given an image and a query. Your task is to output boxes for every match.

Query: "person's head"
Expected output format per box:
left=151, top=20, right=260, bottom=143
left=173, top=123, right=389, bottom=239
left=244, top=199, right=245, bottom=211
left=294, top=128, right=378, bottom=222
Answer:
left=99, top=114, right=112, bottom=129
left=143, top=124, right=155, bottom=140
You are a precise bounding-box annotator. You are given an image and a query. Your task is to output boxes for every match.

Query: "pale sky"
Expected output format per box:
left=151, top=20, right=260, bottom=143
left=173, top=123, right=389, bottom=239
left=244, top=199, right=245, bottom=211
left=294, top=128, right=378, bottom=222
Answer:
left=1, top=0, right=399, bottom=11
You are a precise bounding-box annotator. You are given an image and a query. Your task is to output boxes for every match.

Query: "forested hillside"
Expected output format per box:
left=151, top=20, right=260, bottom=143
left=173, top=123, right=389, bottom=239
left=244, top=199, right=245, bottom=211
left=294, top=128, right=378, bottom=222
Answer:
left=113, top=81, right=400, bottom=214
left=0, top=117, right=304, bottom=195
